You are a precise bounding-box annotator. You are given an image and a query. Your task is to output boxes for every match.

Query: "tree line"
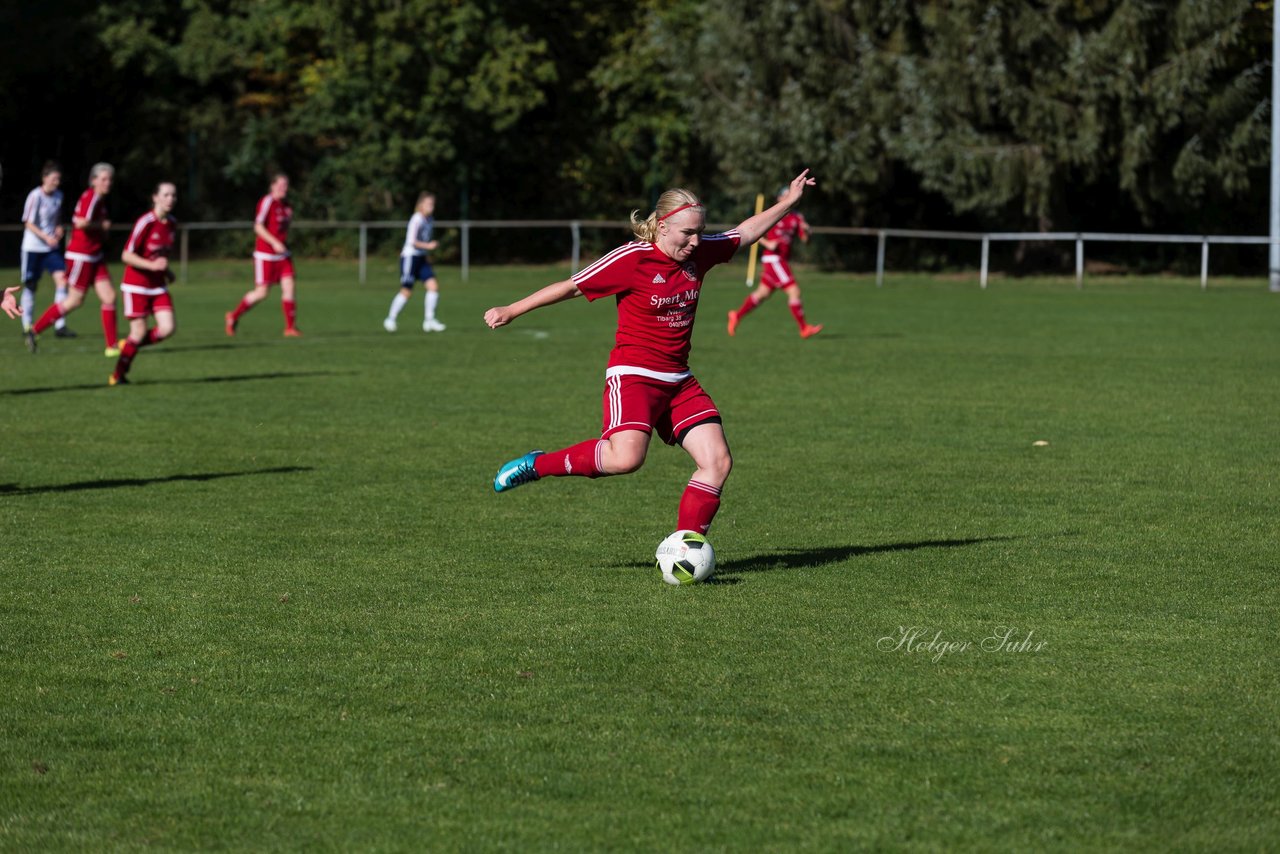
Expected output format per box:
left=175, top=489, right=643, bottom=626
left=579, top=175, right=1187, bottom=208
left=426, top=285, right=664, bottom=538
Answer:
left=1, top=0, right=1270, bottom=261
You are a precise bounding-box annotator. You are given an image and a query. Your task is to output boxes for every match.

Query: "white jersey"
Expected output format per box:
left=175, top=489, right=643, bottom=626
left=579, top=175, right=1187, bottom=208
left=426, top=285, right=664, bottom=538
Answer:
left=21, top=186, right=63, bottom=254
left=400, top=212, right=433, bottom=258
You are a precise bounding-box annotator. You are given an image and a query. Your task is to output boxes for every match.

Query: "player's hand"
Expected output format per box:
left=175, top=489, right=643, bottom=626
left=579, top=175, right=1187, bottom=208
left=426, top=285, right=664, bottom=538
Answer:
left=153, top=257, right=169, bottom=272
left=44, top=234, right=59, bottom=248
left=2, top=286, right=21, bottom=320
left=780, top=169, right=816, bottom=207
left=273, top=240, right=286, bottom=254
left=484, top=306, right=514, bottom=329
left=425, top=241, right=439, bottom=251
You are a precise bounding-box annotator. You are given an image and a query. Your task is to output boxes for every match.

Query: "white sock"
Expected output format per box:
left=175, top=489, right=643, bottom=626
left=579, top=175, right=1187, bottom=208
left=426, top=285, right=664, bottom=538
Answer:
left=425, top=290, right=439, bottom=321
left=54, top=287, right=67, bottom=329
left=388, top=292, right=408, bottom=320
left=21, top=287, right=36, bottom=328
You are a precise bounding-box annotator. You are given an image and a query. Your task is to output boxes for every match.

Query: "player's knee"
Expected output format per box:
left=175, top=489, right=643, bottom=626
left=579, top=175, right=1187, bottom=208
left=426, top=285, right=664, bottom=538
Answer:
left=707, top=448, right=733, bottom=481
left=611, top=451, right=646, bottom=475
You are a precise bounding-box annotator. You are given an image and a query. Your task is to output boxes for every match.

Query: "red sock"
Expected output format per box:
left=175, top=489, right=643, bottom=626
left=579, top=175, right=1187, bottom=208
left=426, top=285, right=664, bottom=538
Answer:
left=31, top=303, right=65, bottom=334
left=282, top=299, right=297, bottom=330
left=142, top=328, right=162, bottom=346
left=736, top=293, right=761, bottom=318
left=677, top=479, right=722, bottom=534
left=789, top=300, right=807, bottom=329
left=102, top=305, right=118, bottom=347
left=231, top=297, right=255, bottom=320
left=112, top=338, right=139, bottom=380
left=533, top=439, right=605, bottom=478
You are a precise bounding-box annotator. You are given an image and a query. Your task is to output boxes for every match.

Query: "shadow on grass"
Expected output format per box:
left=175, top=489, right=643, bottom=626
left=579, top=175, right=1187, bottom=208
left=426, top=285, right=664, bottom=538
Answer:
left=1, top=370, right=348, bottom=396
left=0, top=465, right=312, bottom=497
left=719, top=536, right=1019, bottom=575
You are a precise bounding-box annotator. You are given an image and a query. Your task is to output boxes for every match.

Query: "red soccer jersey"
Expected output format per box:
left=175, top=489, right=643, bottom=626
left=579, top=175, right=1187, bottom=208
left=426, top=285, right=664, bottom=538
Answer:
left=66, top=189, right=109, bottom=258
left=763, top=212, right=807, bottom=262
left=122, top=212, right=177, bottom=289
left=572, top=231, right=741, bottom=374
left=254, top=194, right=292, bottom=258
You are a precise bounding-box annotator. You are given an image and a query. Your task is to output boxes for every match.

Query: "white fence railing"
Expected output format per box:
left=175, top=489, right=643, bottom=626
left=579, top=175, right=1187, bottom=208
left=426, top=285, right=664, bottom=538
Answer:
left=3, top=221, right=1276, bottom=289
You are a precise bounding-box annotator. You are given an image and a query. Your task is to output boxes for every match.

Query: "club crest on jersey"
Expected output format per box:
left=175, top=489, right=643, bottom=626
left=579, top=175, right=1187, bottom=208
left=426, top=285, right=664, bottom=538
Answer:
left=679, top=262, right=698, bottom=281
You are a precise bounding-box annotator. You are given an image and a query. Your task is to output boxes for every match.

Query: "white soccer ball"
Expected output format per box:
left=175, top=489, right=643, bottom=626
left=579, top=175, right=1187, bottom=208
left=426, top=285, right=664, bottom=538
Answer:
left=655, top=530, right=716, bottom=585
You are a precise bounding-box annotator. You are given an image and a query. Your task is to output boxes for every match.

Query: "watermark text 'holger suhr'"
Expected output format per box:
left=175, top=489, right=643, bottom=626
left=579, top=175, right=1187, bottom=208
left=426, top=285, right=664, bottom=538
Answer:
left=877, top=626, right=1048, bottom=663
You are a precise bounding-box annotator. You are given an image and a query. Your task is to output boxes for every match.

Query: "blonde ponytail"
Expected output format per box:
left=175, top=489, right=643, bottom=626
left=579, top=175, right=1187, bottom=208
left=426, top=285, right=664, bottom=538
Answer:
left=630, top=189, right=703, bottom=242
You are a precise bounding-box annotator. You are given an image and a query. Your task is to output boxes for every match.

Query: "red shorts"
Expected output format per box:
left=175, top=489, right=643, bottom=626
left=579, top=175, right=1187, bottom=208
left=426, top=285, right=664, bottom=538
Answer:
left=254, top=256, right=295, bottom=286
left=66, top=256, right=111, bottom=291
left=760, top=254, right=795, bottom=290
left=601, top=373, right=721, bottom=445
left=122, top=289, right=174, bottom=319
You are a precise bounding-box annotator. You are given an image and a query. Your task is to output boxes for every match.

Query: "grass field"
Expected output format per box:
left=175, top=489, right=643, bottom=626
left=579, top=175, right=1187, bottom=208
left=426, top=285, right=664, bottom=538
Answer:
left=2, top=258, right=1278, bottom=850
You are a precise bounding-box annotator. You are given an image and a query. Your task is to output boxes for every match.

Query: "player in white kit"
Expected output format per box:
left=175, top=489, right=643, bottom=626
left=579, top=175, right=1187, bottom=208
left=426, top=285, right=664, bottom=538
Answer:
left=19, top=162, right=72, bottom=339
left=383, top=192, right=443, bottom=332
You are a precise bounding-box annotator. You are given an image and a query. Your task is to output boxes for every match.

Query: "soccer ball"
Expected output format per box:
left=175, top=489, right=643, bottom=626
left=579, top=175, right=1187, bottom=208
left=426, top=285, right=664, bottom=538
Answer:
left=655, top=530, right=716, bottom=585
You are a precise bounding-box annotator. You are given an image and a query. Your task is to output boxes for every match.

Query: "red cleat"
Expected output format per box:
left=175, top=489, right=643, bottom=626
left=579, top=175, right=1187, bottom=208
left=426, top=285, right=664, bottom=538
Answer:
left=225, top=312, right=237, bottom=336
left=727, top=310, right=739, bottom=337
left=800, top=323, right=823, bottom=339
left=283, top=328, right=303, bottom=337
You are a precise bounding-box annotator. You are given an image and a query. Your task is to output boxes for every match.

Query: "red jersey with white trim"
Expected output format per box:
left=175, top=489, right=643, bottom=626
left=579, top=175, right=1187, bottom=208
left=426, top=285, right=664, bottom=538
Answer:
left=763, top=212, right=807, bottom=262
left=122, top=212, right=177, bottom=289
left=572, top=231, right=741, bottom=374
left=66, top=189, right=109, bottom=259
left=254, top=194, right=292, bottom=258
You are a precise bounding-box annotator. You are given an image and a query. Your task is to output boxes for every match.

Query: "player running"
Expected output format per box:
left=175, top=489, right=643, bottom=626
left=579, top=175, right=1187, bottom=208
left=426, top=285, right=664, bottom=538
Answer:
left=110, top=182, right=178, bottom=386
left=485, top=169, right=816, bottom=536
left=727, top=187, right=822, bottom=338
left=226, top=173, right=301, bottom=337
left=383, top=191, right=444, bottom=332
left=19, top=162, right=73, bottom=340
left=26, top=163, right=121, bottom=356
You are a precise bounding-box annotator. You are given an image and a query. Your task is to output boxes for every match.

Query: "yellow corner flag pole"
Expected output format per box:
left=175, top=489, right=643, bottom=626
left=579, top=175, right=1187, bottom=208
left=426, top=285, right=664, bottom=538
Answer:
left=744, top=193, right=765, bottom=287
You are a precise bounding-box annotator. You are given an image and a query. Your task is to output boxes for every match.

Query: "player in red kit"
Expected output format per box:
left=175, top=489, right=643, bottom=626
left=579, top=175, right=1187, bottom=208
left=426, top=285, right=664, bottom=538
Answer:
left=225, top=173, right=300, bottom=336
left=485, top=169, right=817, bottom=538
left=110, top=182, right=178, bottom=386
left=727, top=187, right=822, bottom=338
left=27, top=163, right=121, bottom=356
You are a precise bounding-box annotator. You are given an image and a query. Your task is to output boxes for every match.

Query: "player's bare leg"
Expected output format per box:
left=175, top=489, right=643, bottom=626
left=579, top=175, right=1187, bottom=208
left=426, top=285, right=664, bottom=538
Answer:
left=95, top=277, right=120, bottom=355
left=51, top=271, right=73, bottom=335
left=784, top=283, right=822, bottom=338
left=676, top=422, right=732, bottom=534
left=728, top=283, right=773, bottom=335
left=29, top=285, right=88, bottom=351
left=494, top=429, right=652, bottom=492
left=280, top=276, right=300, bottom=336
left=111, top=309, right=175, bottom=386
left=385, top=285, right=413, bottom=332
left=227, top=284, right=268, bottom=335
left=423, top=277, right=445, bottom=332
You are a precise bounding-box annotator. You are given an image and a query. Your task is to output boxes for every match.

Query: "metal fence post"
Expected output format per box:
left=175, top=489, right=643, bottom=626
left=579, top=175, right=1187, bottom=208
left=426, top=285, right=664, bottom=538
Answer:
left=876, top=230, right=886, bottom=287
left=571, top=220, right=581, bottom=275
left=1201, top=240, right=1209, bottom=290
left=1075, top=236, right=1084, bottom=288
left=980, top=237, right=990, bottom=289
left=180, top=226, right=190, bottom=285
left=461, top=221, right=470, bottom=283
left=358, top=223, right=368, bottom=285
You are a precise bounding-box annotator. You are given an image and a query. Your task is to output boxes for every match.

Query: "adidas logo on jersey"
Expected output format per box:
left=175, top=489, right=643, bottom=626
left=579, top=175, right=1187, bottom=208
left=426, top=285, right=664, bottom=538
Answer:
left=652, top=274, right=666, bottom=284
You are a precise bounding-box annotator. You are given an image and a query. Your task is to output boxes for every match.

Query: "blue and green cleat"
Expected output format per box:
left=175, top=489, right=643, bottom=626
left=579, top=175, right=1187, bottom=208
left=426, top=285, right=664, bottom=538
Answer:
left=494, top=451, right=544, bottom=492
